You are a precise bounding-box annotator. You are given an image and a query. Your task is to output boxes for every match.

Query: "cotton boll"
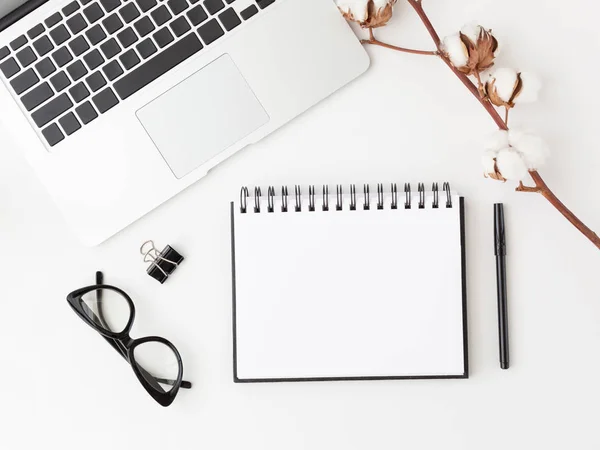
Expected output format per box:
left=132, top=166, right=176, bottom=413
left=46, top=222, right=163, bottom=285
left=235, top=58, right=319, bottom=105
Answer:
left=495, top=149, right=529, bottom=181
left=336, top=0, right=397, bottom=28
left=484, top=130, right=509, bottom=153
left=441, top=24, right=497, bottom=75
left=514, top=72, right=542, bottom=104
left=441, top=34, right=469, bottom=68
left=487, top=68, right=519, bottom=103
left=509, top=130, right=549, bottom=169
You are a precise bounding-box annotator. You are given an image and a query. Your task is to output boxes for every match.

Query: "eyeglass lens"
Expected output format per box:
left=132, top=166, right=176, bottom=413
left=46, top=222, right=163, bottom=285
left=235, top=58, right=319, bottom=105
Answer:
left=133, top=341, right=180, bottom=393
left=80, top=288, right=131, bottom=334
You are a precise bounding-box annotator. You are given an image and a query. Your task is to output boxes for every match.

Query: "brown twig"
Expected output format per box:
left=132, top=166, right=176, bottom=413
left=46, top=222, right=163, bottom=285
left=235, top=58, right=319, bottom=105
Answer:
left=385, top=0, right=600, bottom=250
left=362, top=28, right=437, bottom=55
left=516, top=181, right=539, bottom=193
left=504, top=107, right=510, bottom=126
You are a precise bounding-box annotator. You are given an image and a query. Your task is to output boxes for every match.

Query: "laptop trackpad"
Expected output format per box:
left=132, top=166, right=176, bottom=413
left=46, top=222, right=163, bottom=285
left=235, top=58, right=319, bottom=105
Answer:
left=137, top=54, right=269, bottom=179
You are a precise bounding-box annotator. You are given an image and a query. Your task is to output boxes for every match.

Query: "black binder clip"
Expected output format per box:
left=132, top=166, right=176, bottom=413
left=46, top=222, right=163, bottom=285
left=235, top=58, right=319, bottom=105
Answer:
left=140, top=240, right=184, bottom=284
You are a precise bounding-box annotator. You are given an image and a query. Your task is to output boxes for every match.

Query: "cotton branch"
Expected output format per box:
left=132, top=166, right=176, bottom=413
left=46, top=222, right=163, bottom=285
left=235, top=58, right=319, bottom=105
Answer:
left=352, top=0, right=600, bottom=249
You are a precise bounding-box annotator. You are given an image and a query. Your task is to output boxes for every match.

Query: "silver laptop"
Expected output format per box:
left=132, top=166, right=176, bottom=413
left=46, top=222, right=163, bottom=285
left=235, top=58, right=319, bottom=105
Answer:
left=0, top=0, right=368, bottom=245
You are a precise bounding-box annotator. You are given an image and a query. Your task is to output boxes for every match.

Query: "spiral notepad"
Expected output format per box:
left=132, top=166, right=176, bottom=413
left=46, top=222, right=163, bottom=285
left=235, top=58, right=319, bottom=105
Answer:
left=230, top=183, right=467, bottom=382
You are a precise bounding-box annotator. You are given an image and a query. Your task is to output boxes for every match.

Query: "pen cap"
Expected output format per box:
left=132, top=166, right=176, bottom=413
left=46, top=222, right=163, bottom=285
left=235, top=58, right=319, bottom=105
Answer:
left=494, top=203, right=506, bottom=256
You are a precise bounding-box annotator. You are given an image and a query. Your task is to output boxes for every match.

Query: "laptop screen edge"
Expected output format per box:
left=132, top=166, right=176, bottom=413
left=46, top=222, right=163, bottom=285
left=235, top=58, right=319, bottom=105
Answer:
left=0, top=0, right=50, bottom=33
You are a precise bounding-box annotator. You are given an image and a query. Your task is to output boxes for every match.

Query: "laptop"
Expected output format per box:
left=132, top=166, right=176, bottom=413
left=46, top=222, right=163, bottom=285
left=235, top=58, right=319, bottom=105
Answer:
left=0, top=0, right=368, bottom=245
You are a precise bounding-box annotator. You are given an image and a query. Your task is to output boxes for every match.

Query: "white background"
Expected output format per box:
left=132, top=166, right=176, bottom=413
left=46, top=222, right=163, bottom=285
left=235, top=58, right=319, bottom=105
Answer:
left=1, top=0, right=600, bottom=448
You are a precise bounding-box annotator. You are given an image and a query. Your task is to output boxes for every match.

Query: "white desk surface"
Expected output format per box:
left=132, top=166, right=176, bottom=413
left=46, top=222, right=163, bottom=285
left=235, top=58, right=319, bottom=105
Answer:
left=1, top=0, right=600, bottom=448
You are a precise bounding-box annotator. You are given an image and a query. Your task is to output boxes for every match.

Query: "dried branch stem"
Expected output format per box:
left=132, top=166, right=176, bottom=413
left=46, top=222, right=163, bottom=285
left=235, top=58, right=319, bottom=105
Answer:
left=362, top=29, right=437, bottom=56
left=363, top=0, right=600, bottom=250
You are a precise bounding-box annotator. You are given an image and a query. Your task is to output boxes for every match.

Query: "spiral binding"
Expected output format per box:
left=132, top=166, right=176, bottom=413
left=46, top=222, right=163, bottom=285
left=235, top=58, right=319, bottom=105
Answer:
left=240, top=183, right=453, bottom=213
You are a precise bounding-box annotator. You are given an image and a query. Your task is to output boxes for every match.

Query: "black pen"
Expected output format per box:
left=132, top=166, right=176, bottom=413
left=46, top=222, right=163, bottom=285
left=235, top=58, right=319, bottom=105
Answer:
left=494, top=203, right=509, bottom=369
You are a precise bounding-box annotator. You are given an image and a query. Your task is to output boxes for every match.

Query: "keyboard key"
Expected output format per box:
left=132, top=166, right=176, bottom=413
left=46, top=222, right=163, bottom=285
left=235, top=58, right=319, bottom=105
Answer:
left=35, top=58, right=56, bottom=78
left=190, top=0, right=200, bottom=3
left=102, top=60, right=123, bottom=80
left=83, top=49, right=105, bottom=70
left=103, top=13, right=124, bottom=34
left=10, top=68, right=39, bottom=94
left=59, top=112, right=81, bottom=135
left=197, top=18, right=223, bottom=45
left=119, top=3, right=141, bottom=23
left=67, top=60, right=88, bottom=81
left=42, top=123, right=65, bottom=146
left=63, top=1, right=81, bottom=16
left=69, top=81, right=90, bottom=102
left=240, top=5, right=258, bottom=20
left=0, top=57, right=20, bottom=78
left=83, top=3, right=105, bottom=23
left=44, top=12, right=62, bottom=28
left=100, top=0, right=122, bottom=13
left=134, top=17, right=155, bottom=37
left=100, top=38, right=121, bottom=59
left=218, top=8, right=240, bottom=31
left=86, top=71, right=107, bottom=92
left=114, top=33, right=202, bottom=100
left=256, top=0, right=275, bottom=9
left=168, top=0, right=189, bottom=15
left=50, top=24, right=71, bottom=45
left=33, top=36, right=54, bottom=56
left=225, top=0, right=235, bottom=3
left=52, top=47, right=73, bottom=67
left=136, top=38, right=157, bottom=59
left=75, top=101, right=98, bottom=124
left=153, top=27, right=173, bottom=48
left=69, top=35, right=90, bottom=56
left=16, top=47, right=37, bottom=67
left=81, top=0, right=93, bottom=4
left=32, top=93, right=73, bottom=127
left=117, top=27, right=138, bottom=48
left=151, top=5, right=171, bottom=26
left=170, top=16, right=191, bottom=37
left=203, top=0, right=224, bottom=15
left=136, top=0, right=157, bottom=13
left=86, top=24, right=107, bottom=45
left=27, top=24, right=45, bottom=40
left=66, top=13, right=87, bottom=34
left=10, top=35, right=27, bottom=51
left=0, top=46, right=9, bottom=61
left=119, top=49, right=140, bottom=69
left=22, top=82, right=53, bottom=111
left=50, top=71, right=71, bottom=91
left=186, top=5, right=207, bottom=25
left=92, top=87, right=119, bottom=113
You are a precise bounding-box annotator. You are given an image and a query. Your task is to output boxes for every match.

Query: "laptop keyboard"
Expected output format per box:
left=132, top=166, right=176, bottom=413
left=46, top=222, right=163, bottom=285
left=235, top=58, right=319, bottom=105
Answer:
left=0, top=0, right=275, bottom=147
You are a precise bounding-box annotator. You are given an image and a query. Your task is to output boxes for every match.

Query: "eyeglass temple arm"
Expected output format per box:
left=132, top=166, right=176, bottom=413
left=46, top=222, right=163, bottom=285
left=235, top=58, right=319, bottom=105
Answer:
left=153, top=376, right=193, bottom=389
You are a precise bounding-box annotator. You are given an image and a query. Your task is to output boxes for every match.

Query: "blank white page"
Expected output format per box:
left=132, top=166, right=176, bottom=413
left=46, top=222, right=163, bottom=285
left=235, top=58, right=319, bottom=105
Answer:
left=231, top=188, right=466, bottom=381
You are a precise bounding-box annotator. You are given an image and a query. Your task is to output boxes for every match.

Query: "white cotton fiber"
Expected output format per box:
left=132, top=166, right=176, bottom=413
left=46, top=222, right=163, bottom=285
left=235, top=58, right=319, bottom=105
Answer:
left=514, top=72, right=542, bottom=104
left=336, top=0, right=370, bottom=21
left=460, top=22, right=482, bottom=43
left=482, top=151, right=498, bottom=174
left=509, top=129, right=549, bottom=169
left=442, top=33, right=469, bottom=68
left=484, top=130, right=509, bottom=153
left=495, top=149, right=528, bottom=181
left=488, top=68, right=519, bottom=103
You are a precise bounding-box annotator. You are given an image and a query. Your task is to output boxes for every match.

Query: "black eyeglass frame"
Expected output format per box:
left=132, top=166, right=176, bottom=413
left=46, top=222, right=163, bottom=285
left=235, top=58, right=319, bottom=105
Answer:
left=66, top=284, right=191, bottom=407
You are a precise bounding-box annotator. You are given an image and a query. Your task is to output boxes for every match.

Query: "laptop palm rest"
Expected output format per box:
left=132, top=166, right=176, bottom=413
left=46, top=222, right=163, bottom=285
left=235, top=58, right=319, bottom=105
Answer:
left=137, top=54, right=270, bottom=179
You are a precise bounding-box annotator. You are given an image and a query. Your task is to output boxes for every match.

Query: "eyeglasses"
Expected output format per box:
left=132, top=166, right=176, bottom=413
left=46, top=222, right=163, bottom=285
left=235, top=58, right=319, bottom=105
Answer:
left=66, top=272, right=192, bottom=407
